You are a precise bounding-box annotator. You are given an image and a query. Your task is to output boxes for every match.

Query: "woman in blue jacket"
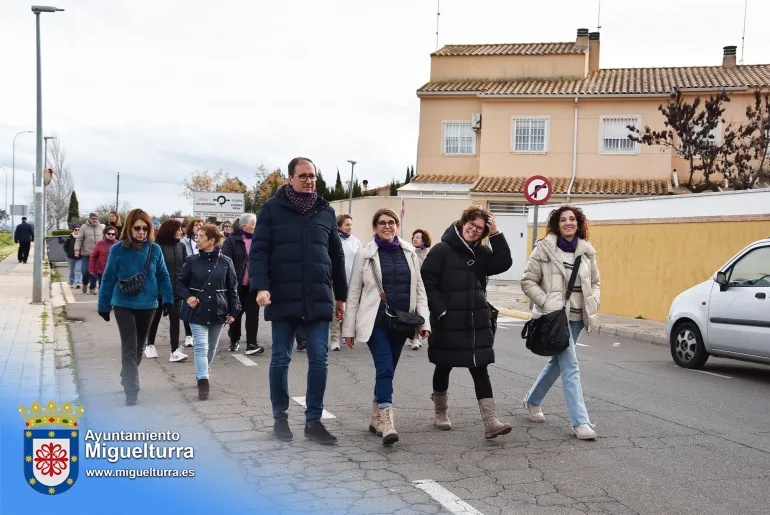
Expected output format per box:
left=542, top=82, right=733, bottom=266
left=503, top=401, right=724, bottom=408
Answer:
left=177, top=224, right=240, bottom=401
left=97, top=209, right=174, bottom=406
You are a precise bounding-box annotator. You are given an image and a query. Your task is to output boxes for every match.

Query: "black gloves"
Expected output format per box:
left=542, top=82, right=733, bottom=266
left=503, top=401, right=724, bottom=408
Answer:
left=162, top=303, right=173, bottom=317
left=98, top=311, right=110, bottom=322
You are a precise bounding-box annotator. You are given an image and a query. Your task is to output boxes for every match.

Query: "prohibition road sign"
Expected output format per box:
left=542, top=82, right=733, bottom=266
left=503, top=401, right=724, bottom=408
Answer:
left=523, top=175, right=552, bottom=205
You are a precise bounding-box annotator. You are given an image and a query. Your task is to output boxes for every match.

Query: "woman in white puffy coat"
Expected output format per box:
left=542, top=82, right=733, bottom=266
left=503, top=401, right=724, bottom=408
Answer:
left=329, top=213, right=363, bottom=351
left=520, top=205, right=600, bottom=440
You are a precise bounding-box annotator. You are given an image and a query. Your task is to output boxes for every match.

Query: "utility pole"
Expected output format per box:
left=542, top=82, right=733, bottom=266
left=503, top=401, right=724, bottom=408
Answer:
left=116, top=172, right=120, bottom=211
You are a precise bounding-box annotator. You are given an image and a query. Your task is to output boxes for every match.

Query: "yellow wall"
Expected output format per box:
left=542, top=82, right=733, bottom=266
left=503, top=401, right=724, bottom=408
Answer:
left=417, top=97, right=483, bottom=177
left=529, top=220, right=770, bottom=321
left=430, top=54, right=587, bottom=82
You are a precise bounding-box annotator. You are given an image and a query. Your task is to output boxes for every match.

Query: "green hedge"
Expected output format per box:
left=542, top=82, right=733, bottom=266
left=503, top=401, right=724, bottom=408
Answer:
left=50, top=229, right=72, bottom=236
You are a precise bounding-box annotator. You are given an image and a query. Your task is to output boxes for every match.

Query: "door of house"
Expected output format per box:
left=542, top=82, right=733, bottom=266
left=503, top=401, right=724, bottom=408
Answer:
left=488, top=204, right=529, bottom=281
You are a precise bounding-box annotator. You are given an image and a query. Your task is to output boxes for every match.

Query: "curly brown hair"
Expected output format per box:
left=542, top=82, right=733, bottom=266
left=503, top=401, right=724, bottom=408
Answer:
left=459, top=206, right=490, bottom=238
left=186, top=218, right=204, bottom=237
left=546, top=205, right=590, bottom=240
left=155, top=220, right=183, bottom=245
left=337, top=213, right=353, bottom=227
left=412, top=228, right=432, bottom=247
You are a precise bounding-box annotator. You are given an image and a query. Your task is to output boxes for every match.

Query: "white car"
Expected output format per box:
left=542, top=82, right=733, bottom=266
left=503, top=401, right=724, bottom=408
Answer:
left=667, top=237, right=770, bottom=369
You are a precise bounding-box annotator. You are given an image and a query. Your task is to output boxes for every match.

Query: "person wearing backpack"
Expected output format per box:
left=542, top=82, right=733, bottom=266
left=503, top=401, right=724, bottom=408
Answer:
left=520, top=205, right=601, bottom=440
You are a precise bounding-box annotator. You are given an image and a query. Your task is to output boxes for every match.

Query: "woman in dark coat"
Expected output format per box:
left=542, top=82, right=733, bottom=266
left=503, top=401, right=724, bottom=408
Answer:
left=420, top=206, right=513, bottom=439
left=177, top=224, right=240, bottom=400
left=146, top=220, right=189, bottom=362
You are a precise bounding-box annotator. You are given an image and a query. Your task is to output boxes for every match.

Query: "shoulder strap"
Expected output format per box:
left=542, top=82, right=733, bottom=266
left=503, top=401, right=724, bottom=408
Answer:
left=194, top=255, right=221, bottom=300
left=368, top=260, right=387, bottom=303
left=142, top=244, right=154, bottom=273
left=564, top=255, right=582, bottom=304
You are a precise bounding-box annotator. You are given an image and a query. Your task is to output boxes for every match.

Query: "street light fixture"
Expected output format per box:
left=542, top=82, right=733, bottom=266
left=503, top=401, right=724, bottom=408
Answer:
left=347, top=160, right=357, bottom=215
left=11, top=130, right=34, bottom=231
left=31, top=4, right=64, bottom=304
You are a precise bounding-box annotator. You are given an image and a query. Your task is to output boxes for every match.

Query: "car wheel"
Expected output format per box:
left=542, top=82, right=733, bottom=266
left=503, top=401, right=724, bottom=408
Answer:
left=670, top=321, right=709, bottom=369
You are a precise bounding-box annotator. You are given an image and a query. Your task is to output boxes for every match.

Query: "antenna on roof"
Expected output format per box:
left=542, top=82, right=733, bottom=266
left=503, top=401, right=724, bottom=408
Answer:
left=597, top=0, right=602, bottom=31
left=436, top=0, right=441, bottom=51
left=740, top=0, right=748, bottom=64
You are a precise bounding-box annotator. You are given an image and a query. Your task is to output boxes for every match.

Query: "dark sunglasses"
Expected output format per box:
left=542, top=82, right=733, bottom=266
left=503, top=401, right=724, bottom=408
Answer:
left=132, top=225, right=150, bottom=232
left=106, top=232, right=117, bottom=237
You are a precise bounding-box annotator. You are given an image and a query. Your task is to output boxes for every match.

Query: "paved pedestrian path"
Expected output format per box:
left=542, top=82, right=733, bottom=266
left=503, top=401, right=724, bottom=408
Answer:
left=0, top=250, right=77, bottom=404
left=487, top=280, right=668, bottom=345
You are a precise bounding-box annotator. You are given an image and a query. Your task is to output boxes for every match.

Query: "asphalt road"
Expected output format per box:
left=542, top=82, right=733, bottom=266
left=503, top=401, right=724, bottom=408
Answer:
left=64, top=292, right=770, bottom=515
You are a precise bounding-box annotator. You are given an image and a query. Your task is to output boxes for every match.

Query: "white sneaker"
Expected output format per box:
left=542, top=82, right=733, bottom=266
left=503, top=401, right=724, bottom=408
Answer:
left=330, top=341, right=340, bottom=351
left=144, top=344, right=158, bottom=359
left=410, top=340, right=421, bottom=350
left=169, top=349, right=188, bottom=362
left=521, top=399, right=545, bottom=422
left=572, top=423, right=597, bottom=440
left=184, top=336, right=193, bottom=347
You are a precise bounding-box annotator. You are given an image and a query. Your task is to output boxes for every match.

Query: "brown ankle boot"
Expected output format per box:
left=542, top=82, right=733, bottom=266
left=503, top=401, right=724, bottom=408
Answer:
left=379, top=406, right=399, bottom=445
left=197, top=378, right=209, bottom=400
left=431, top=393, right=451, bottom=430
left=478, top=398, right=512, bottom=439
left=368, top=401, right=382, bottom=436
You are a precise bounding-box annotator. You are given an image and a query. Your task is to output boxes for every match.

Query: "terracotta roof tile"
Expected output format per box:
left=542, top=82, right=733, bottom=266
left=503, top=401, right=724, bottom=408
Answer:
left=418, top=65, right=770, bottom=96
left=471, top=177, right=673, bottom=196
left=410, top=174, right=477, bottom=184
left=432, top=42, right=585, bottom=57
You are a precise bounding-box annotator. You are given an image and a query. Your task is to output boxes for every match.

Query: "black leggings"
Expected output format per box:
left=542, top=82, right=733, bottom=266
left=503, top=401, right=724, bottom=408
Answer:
left=147, top=299, right=183, bottom=351
left=433, top=365, right=494, bottom=400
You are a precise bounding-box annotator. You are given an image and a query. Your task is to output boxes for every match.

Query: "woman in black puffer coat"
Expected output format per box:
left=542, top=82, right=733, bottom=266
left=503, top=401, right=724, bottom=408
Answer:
left=420, top=206, right=513, bottom=439
left=176, top=224, right=241, bottom=401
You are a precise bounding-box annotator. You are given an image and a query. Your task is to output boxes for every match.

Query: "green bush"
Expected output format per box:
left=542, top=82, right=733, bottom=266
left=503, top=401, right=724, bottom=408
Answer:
left=50, top=229, right=72, bottom=236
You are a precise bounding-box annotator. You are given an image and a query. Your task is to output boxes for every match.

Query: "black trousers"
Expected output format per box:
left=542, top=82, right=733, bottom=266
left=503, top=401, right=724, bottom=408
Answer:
left=18, top=242, right=31, bottom=263
left=114, top=307, right=155, bottom=396
left=147, top=299, right=183, bottom=352
left=227, top=284, right=260, bottom=345
left=433, top=365, right=494, bottom=400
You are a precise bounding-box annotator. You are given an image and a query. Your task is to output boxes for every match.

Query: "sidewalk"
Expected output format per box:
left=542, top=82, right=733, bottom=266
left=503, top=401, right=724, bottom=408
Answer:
left=0, top=250, right=77, bottom=404
left=488, top=280, right=668, bottom=346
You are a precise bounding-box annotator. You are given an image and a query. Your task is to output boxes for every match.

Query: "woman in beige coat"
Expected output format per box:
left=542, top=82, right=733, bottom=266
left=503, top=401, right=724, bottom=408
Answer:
left=520, top=205, right=600, bottom=440
left=342, top=208, right=431, bottom=446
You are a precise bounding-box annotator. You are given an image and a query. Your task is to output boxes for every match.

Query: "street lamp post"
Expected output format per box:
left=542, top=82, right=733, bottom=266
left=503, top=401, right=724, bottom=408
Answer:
left=32, top=5, right=64, bottom=304
left=11, top=131, right=34, bottom=231
left=347, top=160, right=357, bottom=215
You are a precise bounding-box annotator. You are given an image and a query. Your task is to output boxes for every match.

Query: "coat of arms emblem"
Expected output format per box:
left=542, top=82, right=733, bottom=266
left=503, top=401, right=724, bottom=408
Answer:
left=19, top=400, right=84, bottom=495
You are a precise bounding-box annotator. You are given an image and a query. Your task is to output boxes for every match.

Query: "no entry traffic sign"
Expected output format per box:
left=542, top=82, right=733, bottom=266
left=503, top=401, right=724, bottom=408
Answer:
left=523, top=175, right=552, bottom=205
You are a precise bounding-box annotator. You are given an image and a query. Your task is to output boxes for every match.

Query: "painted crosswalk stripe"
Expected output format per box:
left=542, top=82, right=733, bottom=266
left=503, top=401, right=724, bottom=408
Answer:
left=669, top=364, right=731, bottom=379
left=412, top=480, right=483, bottom=515
left=291, top=396, right=336, bottom=419
left=232, top=354, right=258, bottom=367
left=576, top=343, right=590, bottom=347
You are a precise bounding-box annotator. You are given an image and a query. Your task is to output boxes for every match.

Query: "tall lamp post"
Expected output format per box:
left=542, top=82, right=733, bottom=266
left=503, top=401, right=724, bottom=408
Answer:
left=347, top=160, right=357, bottom=214
left=32, top=5, right=64, bottom=304
left=11, top=130, right=34, bottom=231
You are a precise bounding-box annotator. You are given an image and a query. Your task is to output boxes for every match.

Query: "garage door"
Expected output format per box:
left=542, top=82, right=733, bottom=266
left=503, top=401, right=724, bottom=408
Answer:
left=489, top=204, right=529, bottom=281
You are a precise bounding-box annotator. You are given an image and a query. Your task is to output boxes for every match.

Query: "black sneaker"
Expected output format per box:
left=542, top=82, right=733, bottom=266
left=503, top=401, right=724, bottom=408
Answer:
left=125, top=394, right=137, bottom=406
left=304, top=421, right=337, bottom=445
left=296, top=343, right=307, bottom=352
left=245, top=344, right=264, bottom=355
left=273, top=419, right=293, bottom=441
left=228, top=341, right=240, bottom=352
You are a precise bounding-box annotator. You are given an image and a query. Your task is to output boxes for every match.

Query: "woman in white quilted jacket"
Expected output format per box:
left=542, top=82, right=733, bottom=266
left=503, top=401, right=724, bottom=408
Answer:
left=520, top=205, right=601, bottom=440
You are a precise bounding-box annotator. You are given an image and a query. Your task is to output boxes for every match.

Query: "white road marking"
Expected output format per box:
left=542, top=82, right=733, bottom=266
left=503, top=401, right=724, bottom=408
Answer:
left=576, top=343, right=590, bottom=347
left=232, top=354, right=258, bottom=367
left=669, top=364, right=731, bottom=379
left=412, top=480, right=484, bottom=515
left=291, top=396, right=336, bottom=419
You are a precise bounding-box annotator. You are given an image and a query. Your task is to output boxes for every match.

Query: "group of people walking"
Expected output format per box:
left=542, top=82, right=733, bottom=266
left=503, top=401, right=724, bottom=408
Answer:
left=89, top=156, right=600, bottom=445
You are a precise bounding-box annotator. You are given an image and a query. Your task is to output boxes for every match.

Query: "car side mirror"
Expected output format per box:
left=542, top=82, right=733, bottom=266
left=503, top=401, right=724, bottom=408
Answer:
left=716, top=271, right=728, bottom=291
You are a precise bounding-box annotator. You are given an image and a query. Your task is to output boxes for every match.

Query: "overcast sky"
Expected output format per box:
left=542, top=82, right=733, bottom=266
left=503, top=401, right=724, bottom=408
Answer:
left=1, top=0, right=768, bottom=219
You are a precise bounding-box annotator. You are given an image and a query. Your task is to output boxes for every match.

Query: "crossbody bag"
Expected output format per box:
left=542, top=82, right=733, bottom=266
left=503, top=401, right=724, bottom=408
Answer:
left=369, top=259, right=425, bottom=339
left=118, top=244, right=154, bottom=296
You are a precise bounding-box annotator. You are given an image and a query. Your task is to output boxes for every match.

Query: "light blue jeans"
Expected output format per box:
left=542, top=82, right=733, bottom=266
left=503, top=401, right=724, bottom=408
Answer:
left=66, top=257, right=82, bottom=286
left=525, top=320, right=590, bottom=427
left=190, top=323, right=225, bottom=380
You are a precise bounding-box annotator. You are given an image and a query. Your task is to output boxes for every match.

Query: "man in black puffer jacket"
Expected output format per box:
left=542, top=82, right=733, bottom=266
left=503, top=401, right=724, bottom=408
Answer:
left=250, top=157, right=347, bottom=445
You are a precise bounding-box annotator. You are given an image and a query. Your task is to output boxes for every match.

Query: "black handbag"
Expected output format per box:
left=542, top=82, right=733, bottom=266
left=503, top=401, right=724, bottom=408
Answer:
left=521, top=255, right=582, bottom=356
left=180, top=256, right=220, bottom=323
left=369, top=261, right=424, bottom=339
left=118, top=244, right=154, bottom=296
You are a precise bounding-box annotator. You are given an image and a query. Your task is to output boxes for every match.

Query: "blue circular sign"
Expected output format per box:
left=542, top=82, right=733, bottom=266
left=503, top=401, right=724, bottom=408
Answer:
left=152, top=220, right=160, bottom=227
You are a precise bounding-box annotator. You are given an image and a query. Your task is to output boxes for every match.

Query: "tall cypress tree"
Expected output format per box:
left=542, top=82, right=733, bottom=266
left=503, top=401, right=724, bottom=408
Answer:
left=334, top=168, right=345, bottom=199
left=404, top=166, right=411, bottom=184
left=67, top=191, right=80, bottom=225
left=315, top=168, right=329, bottom=200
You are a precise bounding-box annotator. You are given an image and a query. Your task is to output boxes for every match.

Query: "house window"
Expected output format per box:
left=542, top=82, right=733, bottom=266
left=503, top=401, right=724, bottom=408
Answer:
left=600, top=115, right=641, bottom=154
left=678, top=120, right=723, bottom=158
left=442, top=121, right=476, bottom=156
left=511, top=116, right=549, bottom=153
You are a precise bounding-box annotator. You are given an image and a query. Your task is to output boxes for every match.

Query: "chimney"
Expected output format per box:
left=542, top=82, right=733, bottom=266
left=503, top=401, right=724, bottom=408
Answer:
left=575, top=28, right=589, bottom=49
left=723, top=45, right=737, bottom=68
left=588, top=31, right=600, bottom=72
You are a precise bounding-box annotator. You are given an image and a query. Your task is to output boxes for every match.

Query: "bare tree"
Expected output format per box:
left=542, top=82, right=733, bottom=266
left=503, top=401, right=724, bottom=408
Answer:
left=45, top=136, right=75, bottom=230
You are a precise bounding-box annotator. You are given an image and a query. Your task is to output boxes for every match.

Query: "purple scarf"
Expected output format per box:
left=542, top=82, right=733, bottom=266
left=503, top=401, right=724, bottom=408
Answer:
left=283, top=184, right=317, bottom=214
left=557, top=235, right=578, bottom=253
left=338, top=230, right=351, bottom=240
left=374, top=234, right=400, bottom=249
left=241, top=230, right=253, bottom=240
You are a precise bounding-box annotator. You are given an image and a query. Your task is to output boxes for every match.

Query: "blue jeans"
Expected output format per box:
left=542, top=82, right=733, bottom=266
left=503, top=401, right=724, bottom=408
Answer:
left=190, top=323, right=225, bottom=380
left=367, top=328, right=406, bottom=408
left=81, top=256, right=96, bottom=289
left=270, top=320, right=330, bottom=424
left=66, top=257, right=82, bottom=286
left=525, top=320, right=590, bottom=427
